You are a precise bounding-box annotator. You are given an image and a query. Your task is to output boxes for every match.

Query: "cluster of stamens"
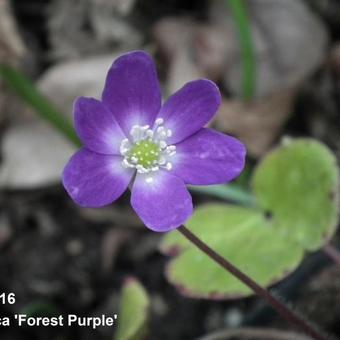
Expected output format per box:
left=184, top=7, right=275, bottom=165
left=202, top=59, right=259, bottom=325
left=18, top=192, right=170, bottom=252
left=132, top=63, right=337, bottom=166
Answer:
left=120, top=118, right=176, bottom=174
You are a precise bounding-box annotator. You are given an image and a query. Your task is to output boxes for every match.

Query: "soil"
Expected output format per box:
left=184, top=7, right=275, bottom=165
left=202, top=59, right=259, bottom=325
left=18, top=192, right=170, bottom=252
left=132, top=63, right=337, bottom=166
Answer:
left=1, top=184, right=339, bottom=340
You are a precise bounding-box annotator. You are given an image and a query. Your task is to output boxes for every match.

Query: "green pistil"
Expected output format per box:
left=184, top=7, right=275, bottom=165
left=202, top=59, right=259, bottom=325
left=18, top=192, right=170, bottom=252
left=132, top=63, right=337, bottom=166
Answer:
left=128, top=140, right=160, bottom=168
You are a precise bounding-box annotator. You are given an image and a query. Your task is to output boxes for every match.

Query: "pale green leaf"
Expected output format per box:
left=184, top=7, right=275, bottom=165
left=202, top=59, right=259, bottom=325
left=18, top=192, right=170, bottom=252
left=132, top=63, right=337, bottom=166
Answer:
left=162, top=205, right=303, bottom=298
left=162, top=139, right=339, bottom=298
left=252, top=138, right=339, bottom=250
left=115, top=278, right=150, bottom=340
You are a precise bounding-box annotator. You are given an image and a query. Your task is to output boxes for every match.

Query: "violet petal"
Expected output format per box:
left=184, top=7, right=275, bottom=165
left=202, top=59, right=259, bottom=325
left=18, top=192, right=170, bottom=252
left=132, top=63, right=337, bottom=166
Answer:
left=74, top=97, right=126, bottom=155
left=102, top=51, right=162, bottom=136
left=62, top=149, right=133, bottom=207
left=131, top=171, right=193, bottom=232
left=172, top=128, right=246, bottom=185
left=157, top=79, right=221, bottom=144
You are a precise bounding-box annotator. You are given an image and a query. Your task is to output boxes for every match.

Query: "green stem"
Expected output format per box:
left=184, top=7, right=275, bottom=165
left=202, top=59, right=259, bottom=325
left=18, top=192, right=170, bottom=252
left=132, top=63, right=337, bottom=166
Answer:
left=0, top=64, right=80, bottom=146
left=228, top=0, right=256, bottom=101
left=189, top=184, right=255, bottom=207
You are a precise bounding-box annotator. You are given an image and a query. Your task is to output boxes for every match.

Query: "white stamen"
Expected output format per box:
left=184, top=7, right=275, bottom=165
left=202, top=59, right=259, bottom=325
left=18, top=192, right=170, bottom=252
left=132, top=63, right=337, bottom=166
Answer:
left=120, top=119, right=176, bottom=174
left=158, top=156, right=166, bottom=165
left=165, top=162, right=172, bottom=170
left=120, top=138, right=131, bottom=155
left=122, top=158, right=134, bottom=168
left=146, top=130, right=154, bottom=138
left=155, top=118, right=164, bottom=125
left=159, top=141, right=167, bottom=149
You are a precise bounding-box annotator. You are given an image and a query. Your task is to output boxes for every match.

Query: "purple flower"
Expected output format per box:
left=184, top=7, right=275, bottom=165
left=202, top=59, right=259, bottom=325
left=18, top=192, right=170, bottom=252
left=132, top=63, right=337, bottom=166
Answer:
left=62, top=51, right=246, bottom=232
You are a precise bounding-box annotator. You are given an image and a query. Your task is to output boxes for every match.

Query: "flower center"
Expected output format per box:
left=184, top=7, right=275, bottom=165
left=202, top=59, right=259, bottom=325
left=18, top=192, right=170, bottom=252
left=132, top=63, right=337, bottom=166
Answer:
left=120, top=118, right=176, bottom=174
left=128, top=140, right=160, bottom=168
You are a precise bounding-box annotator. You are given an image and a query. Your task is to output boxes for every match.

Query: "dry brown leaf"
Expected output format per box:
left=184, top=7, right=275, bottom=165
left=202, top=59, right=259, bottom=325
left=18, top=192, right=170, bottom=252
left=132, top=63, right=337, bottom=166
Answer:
left=0, top=0, right=27, bottom=126
left=37, top=54, right=122, bottom=119
left=0, top=122, right=75, bottom=188
left=48, top=0, right=140, bottom=59
left=213, top=89, right=297, bottom=158
left=0, top=0, right=26, bottom=63
left=210, top=0, right=328, bottom=98
left=154, top=1, right=328, bottom=156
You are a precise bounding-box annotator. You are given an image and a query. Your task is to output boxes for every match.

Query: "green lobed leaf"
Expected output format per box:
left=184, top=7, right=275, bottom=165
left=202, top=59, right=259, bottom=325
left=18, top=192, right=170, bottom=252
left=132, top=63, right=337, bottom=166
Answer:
left=252, top=138, right=339, bottom=250
left=162, top=204, right=303, bottom=298
left=162, top=139, right=339, bottom=298
left=115, top=278, right=150, bottom=340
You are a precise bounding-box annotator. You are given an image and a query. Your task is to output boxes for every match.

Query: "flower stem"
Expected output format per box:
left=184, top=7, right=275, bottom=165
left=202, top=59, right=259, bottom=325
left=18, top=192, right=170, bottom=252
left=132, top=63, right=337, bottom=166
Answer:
left=323, top=244, right=340, bottom=266
left=177, top=225, right=331, bottom=340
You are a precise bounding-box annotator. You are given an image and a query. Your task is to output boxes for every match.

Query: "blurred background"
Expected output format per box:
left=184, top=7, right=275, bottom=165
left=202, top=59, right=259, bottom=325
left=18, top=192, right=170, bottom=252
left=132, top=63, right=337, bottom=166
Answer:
left=1, top=0, right=340, bottom=339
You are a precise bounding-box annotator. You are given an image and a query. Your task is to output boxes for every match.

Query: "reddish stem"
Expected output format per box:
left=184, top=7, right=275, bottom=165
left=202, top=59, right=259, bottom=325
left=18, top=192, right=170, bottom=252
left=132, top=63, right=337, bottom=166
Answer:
left=323, top=244, right=340, bottom=266
left=177, top=225, right=332, bottom=340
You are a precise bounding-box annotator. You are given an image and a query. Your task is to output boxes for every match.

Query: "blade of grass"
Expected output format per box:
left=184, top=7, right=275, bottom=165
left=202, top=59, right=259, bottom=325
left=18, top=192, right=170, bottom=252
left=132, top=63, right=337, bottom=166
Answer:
left=228, top=0, right=256, bottom=101
left=0, top=64, right=80, bottom=146
left=21, top=301, right=60, bottom=317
